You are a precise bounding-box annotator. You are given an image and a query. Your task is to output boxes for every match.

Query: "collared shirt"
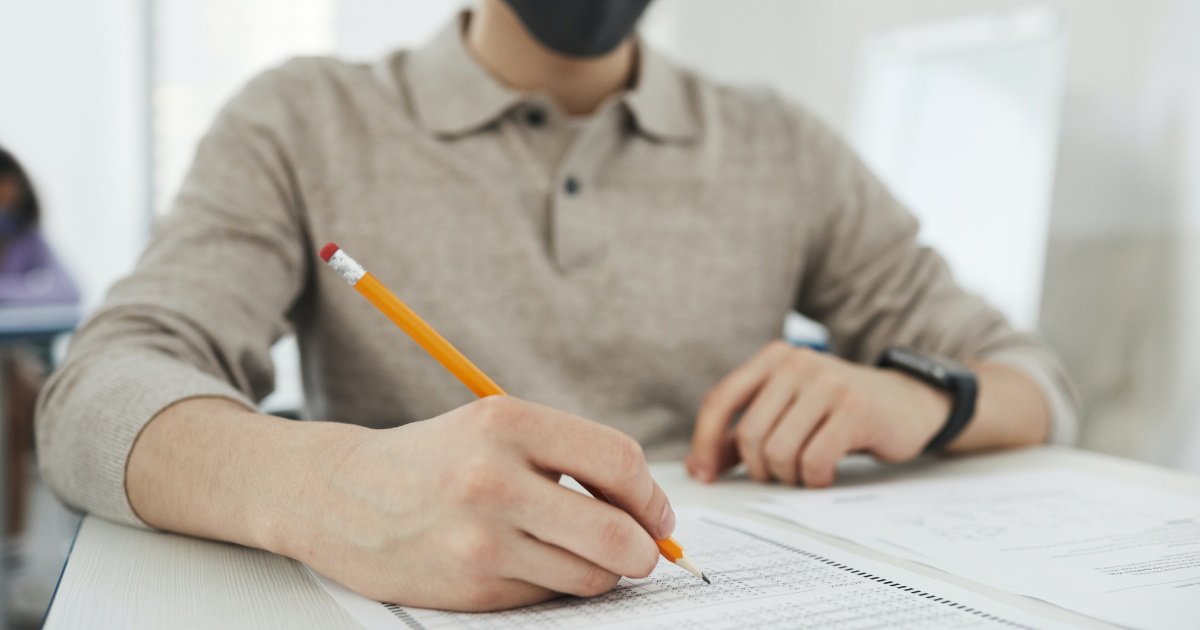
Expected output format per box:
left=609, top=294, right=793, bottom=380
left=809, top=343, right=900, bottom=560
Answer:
left=36, top=13, right=1079, bottom=527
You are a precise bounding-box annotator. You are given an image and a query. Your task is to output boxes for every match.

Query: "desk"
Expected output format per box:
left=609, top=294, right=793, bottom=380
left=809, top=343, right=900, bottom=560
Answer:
left=42, top=446, right=1200, bottom=629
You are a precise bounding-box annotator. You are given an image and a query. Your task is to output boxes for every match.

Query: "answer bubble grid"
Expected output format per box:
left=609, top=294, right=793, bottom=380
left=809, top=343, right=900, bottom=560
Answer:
left=392, top=516, right=1055, bottom=630
left=701, top=518, right=1040, bottom=630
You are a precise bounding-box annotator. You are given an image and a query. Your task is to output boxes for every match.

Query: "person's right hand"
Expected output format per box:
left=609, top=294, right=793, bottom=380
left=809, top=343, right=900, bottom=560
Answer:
left=284, top=396, right=676, bottom=611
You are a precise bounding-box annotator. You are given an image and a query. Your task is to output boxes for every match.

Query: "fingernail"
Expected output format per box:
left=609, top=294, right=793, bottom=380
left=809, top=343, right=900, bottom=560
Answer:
left=658, top=502, right=677, bottom=539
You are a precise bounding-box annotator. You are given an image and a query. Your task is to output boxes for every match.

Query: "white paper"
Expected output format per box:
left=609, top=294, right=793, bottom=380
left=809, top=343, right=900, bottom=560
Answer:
left=753, top=469, right=1200, bottom=630
left=310, top=507, right=1076, bottom=630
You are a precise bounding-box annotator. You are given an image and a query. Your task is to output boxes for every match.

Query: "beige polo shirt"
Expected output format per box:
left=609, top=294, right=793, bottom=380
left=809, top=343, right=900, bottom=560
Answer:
left=36, top=14, right=1079, bottom=528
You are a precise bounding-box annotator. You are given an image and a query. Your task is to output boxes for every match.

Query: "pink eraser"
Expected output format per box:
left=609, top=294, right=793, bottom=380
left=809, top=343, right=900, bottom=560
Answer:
left=319, top=242, right=339, bottom=262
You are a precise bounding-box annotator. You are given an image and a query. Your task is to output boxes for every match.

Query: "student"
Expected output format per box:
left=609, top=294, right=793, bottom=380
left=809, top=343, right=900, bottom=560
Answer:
left=36, top=0, right=1077, bottom=612
left=0, top=146, right=79, bottom=538
left=0, top=147, right=79, bottom=307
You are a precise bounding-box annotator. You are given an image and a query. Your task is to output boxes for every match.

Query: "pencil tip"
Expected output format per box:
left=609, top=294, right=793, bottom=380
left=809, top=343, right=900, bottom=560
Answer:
left=702, top=573, right=711, bottom=584
left=677, top=551, right=708, bottom=583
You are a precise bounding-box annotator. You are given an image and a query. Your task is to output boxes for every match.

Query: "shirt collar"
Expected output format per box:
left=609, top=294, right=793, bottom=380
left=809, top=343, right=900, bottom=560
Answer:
left=404, top=12, right=523, bottom=137
left=403, top=11, right=699, bottom=142
left=623, top=43, right=699, bottom=142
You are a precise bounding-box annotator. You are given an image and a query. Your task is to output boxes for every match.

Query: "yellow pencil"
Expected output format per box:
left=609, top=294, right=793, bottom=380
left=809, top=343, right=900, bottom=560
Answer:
left=319, top=242, right=709, bottom=584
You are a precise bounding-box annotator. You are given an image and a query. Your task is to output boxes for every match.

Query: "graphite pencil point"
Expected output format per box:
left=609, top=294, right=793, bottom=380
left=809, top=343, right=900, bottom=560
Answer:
left=675, top=550, right=709, bottom=584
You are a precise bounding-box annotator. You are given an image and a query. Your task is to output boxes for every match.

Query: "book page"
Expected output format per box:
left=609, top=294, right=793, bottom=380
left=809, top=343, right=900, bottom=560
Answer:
left=310, top=507, right=1075, bottom=630
left=754, top=469, right=1200, bottom=630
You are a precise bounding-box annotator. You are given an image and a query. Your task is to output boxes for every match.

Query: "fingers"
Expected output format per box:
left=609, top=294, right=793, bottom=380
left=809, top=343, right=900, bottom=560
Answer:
left=688, top=343, right=877, bottom=489
left=453, top=578, right=555, bottom=612
left=453, top=532, right=623, bottom=608
left=537, top=428, right=672, bottom=542
left=464, top=396, right=674, bottom=541
left=733, top=347, right=825, bottom=482
left=761, top=381, right=836, bottom=485
left=502, top=534, right=624, bottom=598
left=428, top=465, right=647, bottom=608
left=797, top=405, right=865, bottom=488
left=514, top=473, right=661, bottom=579
left=733, top=368, right=801, bottom=482
left=689, top=341, right=792, bottom=481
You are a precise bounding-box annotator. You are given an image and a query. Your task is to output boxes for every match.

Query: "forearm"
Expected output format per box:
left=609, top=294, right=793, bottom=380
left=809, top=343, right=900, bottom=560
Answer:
left=132, top=395, right=674, bottom=610
left=946, top=361, right=1050, bottom=452
left=126, top=397, right=369, bottom=554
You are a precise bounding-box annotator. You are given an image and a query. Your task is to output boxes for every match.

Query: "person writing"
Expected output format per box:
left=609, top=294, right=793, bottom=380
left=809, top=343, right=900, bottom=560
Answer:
left=36, top=0, right=1078, bottom=612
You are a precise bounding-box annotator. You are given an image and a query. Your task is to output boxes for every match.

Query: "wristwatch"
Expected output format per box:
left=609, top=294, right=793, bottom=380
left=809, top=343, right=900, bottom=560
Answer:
left=876, top=346, right=978, bottom=454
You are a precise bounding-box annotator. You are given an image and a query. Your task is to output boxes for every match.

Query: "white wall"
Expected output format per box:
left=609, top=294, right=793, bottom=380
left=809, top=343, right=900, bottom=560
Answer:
left=335, top=0, right=468, bottom=60
left=846, top=10, right=1066, bottom=330
left=154, top=0, right=335, bottom=214
left=0, top=0, right=149, bottom=311
left=1159, top=0, right=1200, bottom=472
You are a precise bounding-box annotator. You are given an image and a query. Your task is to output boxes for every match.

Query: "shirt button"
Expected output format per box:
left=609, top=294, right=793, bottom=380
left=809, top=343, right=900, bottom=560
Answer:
left=563, top=176, right=580, bottom=196
left=524, top=108, right=547, bottom=127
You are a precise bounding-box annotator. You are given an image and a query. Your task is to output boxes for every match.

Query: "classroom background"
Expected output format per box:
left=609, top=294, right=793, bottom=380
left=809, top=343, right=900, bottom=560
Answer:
left=2, top=0, right=1199, bottom=627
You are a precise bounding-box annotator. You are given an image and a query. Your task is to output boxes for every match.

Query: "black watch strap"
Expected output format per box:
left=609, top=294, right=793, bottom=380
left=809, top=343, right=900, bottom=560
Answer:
left=875, top=347, right=978, bottom=454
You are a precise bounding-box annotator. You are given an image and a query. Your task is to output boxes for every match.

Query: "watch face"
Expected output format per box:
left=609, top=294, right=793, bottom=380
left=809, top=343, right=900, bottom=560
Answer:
left=887, top=348, right=938, bottom=373
left=881, top=347, right=973, bottom=387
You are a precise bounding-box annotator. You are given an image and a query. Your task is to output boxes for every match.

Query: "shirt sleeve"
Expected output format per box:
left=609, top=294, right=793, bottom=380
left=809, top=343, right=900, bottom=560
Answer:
left=788, top=106, right=1080, bottom=446
left=34, top=63, right=315, bottom=527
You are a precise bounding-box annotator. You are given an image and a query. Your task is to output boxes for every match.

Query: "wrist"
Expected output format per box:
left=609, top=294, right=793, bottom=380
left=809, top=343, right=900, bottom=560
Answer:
left=914, top=377, right=953, bottom=436
left=949, top=362, right=1051, bottom=450
left=875, top=347, right=978, bottom=453
left=255, top=419, right=375, bottom=558
left=889, top=370, right=952, bottom=442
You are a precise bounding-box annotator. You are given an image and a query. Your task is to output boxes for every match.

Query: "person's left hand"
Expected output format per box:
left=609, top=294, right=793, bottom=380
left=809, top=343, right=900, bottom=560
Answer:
left=685, top=340, right=952, bottom=487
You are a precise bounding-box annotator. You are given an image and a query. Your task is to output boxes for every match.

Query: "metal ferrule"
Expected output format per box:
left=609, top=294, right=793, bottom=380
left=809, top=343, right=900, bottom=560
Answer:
left=327, top=249, right=366, bottom=286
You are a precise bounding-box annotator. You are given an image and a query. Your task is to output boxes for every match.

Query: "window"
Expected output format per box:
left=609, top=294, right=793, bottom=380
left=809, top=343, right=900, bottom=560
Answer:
left=153, top=0, right=336, bottom=214
left=849, top=7, right=1067, bottom=329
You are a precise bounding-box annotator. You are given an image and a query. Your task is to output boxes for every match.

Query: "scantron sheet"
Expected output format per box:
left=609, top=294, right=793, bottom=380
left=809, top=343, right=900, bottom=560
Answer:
left=310, top=507, right=1076, bottom=630
left=754, top=469, right=1200, bottom=630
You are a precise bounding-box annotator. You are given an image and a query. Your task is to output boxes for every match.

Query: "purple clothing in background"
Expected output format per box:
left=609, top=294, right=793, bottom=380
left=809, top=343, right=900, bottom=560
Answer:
left=0, top=228, right=80, bottom=306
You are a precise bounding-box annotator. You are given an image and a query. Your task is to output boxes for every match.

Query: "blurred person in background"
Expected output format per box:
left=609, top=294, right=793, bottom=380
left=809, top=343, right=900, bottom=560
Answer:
left=0, top=147, right=79, bottom=307
left=36, top=0, right=1078, bottom=612
left=0, top=146, right=79, bottom=538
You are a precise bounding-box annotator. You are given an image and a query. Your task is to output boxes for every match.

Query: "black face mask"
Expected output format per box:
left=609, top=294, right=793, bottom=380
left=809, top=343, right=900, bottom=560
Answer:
left=502, top=0, right=653, bottom=58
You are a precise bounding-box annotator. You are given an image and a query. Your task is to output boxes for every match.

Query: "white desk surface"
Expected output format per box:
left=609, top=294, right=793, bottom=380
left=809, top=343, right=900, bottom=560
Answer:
left=44, top=446, right=1200, bottom=629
